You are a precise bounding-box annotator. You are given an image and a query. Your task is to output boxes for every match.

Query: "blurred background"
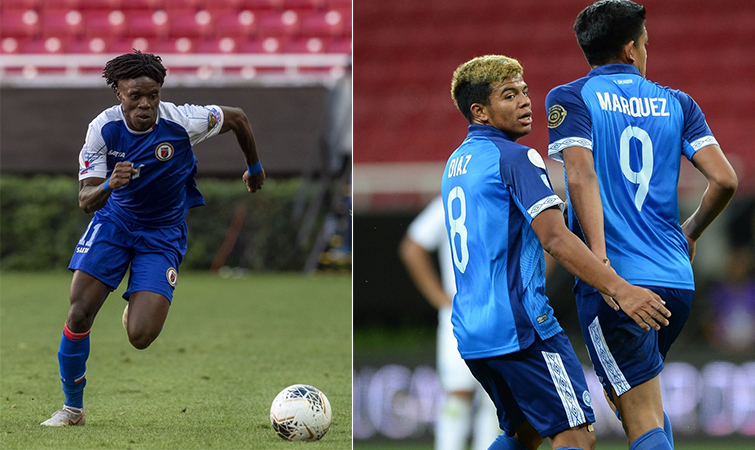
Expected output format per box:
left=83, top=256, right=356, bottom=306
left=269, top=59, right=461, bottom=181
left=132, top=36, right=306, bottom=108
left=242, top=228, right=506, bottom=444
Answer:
left=353, top=0, right=755, bottom=447
left=0, top=0, right=352, bottom=274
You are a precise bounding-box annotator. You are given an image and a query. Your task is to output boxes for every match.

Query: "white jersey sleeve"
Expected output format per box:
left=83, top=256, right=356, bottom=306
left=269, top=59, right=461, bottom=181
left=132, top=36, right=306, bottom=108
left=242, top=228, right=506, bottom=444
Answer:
left=162, top=102, right=225, bottom=146
left=78, top=106, right=120, bottom=180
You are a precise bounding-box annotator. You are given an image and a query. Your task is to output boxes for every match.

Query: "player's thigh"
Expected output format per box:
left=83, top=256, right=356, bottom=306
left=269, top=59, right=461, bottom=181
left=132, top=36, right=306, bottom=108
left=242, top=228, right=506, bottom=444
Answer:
left=578, top=289, right=663, bottom=400
left=612, top=374, right=665, bottom=443
left=127, top=290, right=170, bottom=335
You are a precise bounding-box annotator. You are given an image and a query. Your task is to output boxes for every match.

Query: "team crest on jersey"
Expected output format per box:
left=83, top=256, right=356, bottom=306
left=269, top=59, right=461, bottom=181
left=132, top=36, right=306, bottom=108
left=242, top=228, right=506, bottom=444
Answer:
left=166, top=267, right=178, bottom=287
left=547, top=104, right=567, bottom=128
left=155, top=142, right=174, bottom=161
left=208, top=108, right=221, bottom=131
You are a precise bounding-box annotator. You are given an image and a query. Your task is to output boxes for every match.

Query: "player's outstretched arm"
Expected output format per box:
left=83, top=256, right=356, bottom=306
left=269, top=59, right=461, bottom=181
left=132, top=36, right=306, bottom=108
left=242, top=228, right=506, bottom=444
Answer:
left=398, top=236, right=453, bottom=310
left=78, top=161, right=137, bottom=213
left=532, top=207, right=671, bottom=331
left=219, top=106, right=265, bottom=193
left=682, top=144, right=738, bottom=263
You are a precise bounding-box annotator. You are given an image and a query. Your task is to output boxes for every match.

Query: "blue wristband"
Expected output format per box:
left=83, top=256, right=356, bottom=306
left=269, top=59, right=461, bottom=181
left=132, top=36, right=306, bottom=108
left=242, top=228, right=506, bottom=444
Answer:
left=102, top=178, right=112, bottom=192
left=247, top=162, right=263, bottom=176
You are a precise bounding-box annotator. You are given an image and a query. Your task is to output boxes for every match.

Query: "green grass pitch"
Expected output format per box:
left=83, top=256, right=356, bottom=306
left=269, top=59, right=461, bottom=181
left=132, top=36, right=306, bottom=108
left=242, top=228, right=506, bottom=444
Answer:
left=0, top=271, right=351, bottom=449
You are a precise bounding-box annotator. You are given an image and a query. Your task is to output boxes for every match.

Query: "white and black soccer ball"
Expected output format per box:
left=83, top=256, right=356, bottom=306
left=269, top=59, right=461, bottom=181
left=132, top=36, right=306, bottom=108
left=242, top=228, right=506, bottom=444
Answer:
left=269, top=384, right=332, bottom=441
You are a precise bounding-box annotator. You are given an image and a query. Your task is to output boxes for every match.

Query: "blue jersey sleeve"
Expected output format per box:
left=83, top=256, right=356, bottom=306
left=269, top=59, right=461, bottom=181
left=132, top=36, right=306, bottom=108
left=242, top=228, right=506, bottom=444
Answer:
left=546, top=82, right=593, bottom=163
left=499, top=147, right=564, bottom=223
left=669, top=89, right=718, bottom=161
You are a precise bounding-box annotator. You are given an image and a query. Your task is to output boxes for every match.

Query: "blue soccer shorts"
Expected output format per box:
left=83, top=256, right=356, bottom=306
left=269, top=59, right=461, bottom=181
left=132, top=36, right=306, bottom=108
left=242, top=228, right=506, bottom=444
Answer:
left=464, top=331, right=595, bottom=439
left=68, top=213, right=187, bottom=303
left=576, top=285, right=693, bottom=400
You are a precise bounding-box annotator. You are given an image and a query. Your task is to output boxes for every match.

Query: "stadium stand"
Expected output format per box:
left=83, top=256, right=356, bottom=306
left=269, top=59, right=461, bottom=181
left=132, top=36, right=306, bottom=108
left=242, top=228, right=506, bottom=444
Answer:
left=0, top=0, right=351, bottom=82
left=353, top=0, right=755, bottom=204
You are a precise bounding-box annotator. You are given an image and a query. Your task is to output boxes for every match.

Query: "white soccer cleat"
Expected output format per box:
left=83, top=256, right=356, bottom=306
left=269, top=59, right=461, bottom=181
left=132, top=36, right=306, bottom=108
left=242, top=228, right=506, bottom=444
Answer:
left=40, top=406, right=85, bottom=426
left=122, top=303, right=129, bottom=331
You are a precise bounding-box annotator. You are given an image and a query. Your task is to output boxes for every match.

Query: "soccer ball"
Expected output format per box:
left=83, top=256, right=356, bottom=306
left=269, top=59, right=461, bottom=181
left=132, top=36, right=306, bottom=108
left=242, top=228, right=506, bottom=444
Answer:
left=269, top=384, right=332, bottom=441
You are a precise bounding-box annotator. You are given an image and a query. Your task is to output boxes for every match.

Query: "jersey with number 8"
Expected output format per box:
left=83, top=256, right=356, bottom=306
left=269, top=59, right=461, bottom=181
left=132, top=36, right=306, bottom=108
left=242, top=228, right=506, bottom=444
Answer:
left=441, top=125, right=565, bottom=359
left=546, top=64, right=718, bottom=291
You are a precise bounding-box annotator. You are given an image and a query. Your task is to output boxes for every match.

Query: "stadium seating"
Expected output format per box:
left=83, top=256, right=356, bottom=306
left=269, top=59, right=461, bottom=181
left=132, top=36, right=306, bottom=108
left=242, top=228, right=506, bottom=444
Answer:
left=0, top=0, right=351, bottom=80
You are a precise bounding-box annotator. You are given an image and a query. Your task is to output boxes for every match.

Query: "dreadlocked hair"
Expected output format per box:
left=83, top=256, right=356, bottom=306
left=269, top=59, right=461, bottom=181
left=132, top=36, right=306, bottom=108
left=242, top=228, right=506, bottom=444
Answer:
left=102, top=50, right=167, bottom=91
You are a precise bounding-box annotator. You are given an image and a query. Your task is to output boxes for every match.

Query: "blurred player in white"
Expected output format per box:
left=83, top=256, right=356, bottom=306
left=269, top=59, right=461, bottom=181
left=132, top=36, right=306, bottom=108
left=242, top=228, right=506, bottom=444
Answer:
left=400, top=196, right=500, bottom=450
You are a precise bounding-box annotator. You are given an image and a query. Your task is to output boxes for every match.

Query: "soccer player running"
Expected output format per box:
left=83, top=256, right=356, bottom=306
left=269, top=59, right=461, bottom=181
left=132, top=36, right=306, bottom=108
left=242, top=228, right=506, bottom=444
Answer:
left=41, top=51, right=266, bottom=426
left=442, top=54, right=670, bottom=450
left=399, top=196, right=500, bottom=450
left=546, top=1, right=738, bottom=449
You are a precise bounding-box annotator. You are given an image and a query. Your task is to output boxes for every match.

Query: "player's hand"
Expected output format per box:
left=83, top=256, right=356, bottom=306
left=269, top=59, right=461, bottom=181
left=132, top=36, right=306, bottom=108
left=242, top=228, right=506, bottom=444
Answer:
left=108, top=161, right=139, bottom=190
left=243, top=169, right=265, bottom=193
left=613, top=285, right=671, bottom=331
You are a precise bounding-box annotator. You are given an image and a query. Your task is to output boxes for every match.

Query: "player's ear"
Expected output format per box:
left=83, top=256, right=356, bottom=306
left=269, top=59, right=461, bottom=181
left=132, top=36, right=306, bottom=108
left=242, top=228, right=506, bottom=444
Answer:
left=470, top=103, right=488, bottom=123
left=622, top=40, right=636, bottom=64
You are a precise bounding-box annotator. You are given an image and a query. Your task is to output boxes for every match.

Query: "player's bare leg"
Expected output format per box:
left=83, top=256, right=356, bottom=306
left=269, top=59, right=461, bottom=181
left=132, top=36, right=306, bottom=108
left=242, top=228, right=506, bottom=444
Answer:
left=549, top=422, right=596, bottom=450
left=125, top=291, right=170, bottom=349
left=67, top=270, right=112, bottom=332
left=515, top=420, right=544, bottom=449
left=611, top=376, right=666, bottom=445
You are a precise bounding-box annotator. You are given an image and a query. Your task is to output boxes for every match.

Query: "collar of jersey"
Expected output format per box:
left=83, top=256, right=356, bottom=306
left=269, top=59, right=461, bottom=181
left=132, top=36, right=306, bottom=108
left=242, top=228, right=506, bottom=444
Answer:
left=467, top=124, right=515, bottom=142
left=588, top=63, right=641, bottom=78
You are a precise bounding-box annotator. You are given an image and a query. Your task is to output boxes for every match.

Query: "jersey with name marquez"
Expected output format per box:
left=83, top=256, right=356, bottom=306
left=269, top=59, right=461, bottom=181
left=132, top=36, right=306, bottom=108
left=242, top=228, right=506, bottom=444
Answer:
left=78, top=102, right=224, bottom=227
left=441, top=124, right=564, bottom=359
left=546, top=63, right=717, bottom=291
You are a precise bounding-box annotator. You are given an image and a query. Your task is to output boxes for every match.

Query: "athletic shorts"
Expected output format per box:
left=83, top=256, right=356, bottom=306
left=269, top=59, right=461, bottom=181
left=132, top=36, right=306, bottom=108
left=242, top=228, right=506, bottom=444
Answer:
left=68, top=213, right=187, bottom=302
left=464, top=331, right=595, bottom=439
left=437, top=306, right=480, bottom=392
left=576, top=285, right=692, bottom=399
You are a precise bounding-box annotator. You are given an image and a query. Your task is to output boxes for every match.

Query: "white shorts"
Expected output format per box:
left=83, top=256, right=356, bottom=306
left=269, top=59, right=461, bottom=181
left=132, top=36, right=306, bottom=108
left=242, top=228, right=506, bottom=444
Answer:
left=437, top=306, right=480, bottom=392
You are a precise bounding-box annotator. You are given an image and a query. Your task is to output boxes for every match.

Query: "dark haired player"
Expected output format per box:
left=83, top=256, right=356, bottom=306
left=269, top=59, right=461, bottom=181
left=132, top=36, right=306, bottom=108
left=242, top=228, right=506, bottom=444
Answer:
left=41, top=50, right=265, bottom=426
left=546, top=1, right=737, bottom=449
left=442, top=54, right=669, bottom=450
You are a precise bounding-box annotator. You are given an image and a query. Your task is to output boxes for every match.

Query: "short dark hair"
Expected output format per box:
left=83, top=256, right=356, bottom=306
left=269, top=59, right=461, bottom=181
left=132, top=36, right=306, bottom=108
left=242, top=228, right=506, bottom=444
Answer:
left=102, top=50, right=167, bottom=91
left=451, top=55, right=524, bottom=123
left=574, top=0, right=646, bottom=66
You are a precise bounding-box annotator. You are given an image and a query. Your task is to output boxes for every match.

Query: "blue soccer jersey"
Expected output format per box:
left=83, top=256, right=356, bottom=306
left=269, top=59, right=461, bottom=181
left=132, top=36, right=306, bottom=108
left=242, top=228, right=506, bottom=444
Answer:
left=78, top=102, right=224, bottom=227
left=441, top=124, right=565, bottom=359
left=546, top=64, right=717, bottom=292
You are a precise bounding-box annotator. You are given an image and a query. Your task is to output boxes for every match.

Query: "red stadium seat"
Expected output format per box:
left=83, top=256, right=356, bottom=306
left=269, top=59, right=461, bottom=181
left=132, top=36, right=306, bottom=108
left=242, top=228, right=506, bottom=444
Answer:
left=235, top=0, right=280, bottom=11
left=83, top=9, right=126, bottom=38
left=65, top=36, right=109, bottom=53
left=299, top=9, right=344, bottom=37
left=1, top=37, right=23, bottom=53
left=0, top=0, right=41, bottom=9
left=326, top=35, right=349, bottom=54
left=75, top=0, right=123, bottom=9
left=256, top=10, right=299, bottom=37
left=108, top=37, right=151, bottom=53
left=40, top=9, right=84, bottom=38
left=281, top=0, right=323, bottom=12
left=124, top=10, right=169, bottom=38
left=195, top=37, right=237, bottom=53
left=237, top=36, right=281, bottom=53
left=213, top=10, right=258, bottom=37
left=168, top=10, right=214, bottom=38
left=0, top=9, right=41, bottom=38
left=19, top=36, right=67, bottom=53
left=283, top=36, right=324, bottom=53
left=151, top=37, right=196, bottom=54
